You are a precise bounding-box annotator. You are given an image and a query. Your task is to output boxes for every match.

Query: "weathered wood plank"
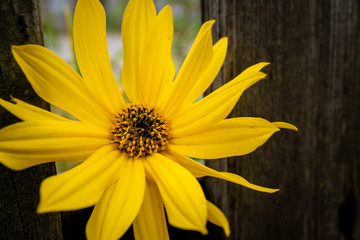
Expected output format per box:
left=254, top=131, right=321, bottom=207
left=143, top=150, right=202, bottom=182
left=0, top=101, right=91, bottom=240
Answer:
left=0, top=0, right=62, bottom=239
left=202, top=0, right=360, bottom=239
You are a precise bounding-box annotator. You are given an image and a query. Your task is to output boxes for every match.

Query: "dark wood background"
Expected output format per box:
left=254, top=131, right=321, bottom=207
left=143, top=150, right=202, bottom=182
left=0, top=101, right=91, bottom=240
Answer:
left=0, top=0, right=62, bottom=239
left=202, top=0, right=360, bottom=239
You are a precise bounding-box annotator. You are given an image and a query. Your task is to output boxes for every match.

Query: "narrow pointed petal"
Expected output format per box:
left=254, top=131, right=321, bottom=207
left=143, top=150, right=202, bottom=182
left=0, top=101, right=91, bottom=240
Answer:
left=168, top=151, right=278, bottom=193
left=0, top=120, right=110, bottom=141
left=133, top=180, right=169, bottom=240
left=11, top=45, right=112, bottom=128
left=86, top=183, right=116, bottom=240
left=207, top=201, right=230, bottom=237
left=0, top=121, right=112, bottom=170
left=0, top=151, right=93, bottom=171
left=73, top=0, right=125, bottom=112
left=272, top=121, right=298, bottom=131
left=170, top=63, right=269, bottom=137
left=169, top=117, right=280, bottom=159
left=86, top=158, right=145, bottom=240
left=37, top=145, right=121, bottom=213
left=182, top=37, right=228, bottom=107
left=139, top=5, right=175, bottom=106
left=159, top=20, right=214, bottom=117
left=122, top=0, right=156, bottom=102
left=144, top=153, right=208, bottom=234
left=0, top=98, right=69, bottom=122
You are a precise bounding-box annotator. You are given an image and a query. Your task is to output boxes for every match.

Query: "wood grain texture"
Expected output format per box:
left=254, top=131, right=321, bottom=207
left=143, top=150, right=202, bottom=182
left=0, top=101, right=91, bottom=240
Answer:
left=201, top=0, right=360, bottom=239
left=0, top=0, right=62, bottom=239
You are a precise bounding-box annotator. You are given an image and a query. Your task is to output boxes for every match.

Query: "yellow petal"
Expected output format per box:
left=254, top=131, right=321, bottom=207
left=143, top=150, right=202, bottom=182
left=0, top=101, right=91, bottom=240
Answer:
left=11, top=45, right=112, bottom=128
left=86, top=158, right=145, bottom=240
left=37, top=145, right=121, bottom=213
left=139, top=5, right=175, bottom=106
left=0, top=121, right=111, bottom=170
left=182, top=37, right=228, bottom=107
left=144, top=153, right=208, bottom=234
left=133, top=180, right=169, bottom=240
left=239, top=61, right=269, bottom=75
left=0, top=98, right=69, bottom=122
left=122, top=0, right=156, bottom=102
left=169, top=151, right=278, bottom=193
left=272, top=121, right=298, bottom=131
left=170, top=63, right=269, bottom=137
left=207, top=201, right=230, bottom=237
left=169, top=117, right=279, bottom=159
left=159, top=20, right=214, bottom=118
left=0, top=151, right=94, bottom=171
left=73, top=0, right=125, bottom=112
left=86, top=183, right=116, bottom=240
left=0, top=120, right=110, bottom=141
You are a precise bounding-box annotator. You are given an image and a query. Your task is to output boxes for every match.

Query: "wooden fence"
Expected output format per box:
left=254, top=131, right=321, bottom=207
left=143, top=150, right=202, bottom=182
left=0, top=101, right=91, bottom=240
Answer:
left=0, top=0, right=359, bottom=239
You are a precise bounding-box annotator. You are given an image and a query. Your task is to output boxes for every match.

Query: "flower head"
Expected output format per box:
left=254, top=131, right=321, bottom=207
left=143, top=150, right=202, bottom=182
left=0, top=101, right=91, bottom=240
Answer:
left=0, top=0, right=297, bottom=239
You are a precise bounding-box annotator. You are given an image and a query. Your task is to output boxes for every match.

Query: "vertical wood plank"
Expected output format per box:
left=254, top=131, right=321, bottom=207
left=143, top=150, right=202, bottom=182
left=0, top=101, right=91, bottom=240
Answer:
left=0, top=0, right=63, bottom=239
left=202, top=0, right=360, bottom=239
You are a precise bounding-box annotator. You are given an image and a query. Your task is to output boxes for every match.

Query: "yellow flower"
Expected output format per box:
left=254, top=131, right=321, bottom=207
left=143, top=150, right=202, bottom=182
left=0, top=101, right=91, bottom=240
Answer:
left=0, top=0, right=297, bottom=239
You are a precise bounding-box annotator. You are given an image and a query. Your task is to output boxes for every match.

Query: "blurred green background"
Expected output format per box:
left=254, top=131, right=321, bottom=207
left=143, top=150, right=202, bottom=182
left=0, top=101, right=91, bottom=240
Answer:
left=40, top=0, right=201, bottom=172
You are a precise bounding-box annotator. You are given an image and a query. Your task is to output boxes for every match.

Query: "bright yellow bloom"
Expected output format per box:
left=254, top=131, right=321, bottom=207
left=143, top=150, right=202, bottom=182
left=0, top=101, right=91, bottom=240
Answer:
left=0, top=0, right=296, bottom=239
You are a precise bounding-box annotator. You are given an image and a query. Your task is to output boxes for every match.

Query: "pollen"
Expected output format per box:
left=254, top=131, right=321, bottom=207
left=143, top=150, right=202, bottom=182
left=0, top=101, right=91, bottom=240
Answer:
left=112, top=103, right=170, bottom=158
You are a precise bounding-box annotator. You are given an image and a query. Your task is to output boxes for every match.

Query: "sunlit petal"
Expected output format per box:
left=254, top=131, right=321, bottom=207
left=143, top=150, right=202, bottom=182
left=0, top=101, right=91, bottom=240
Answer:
left=272, top=121, right=298, bottom=131
left=167, top=151, right=279, bottom=193
left=170, top=63, right=269, bottom=137
left=133, top=180, right=169, bottom=240
left=11, top=45, right=112, bottom=128
left=159, top=20, right=214, bottom=118
left=38, top=145, right=121, bottom=213
left=144, top=153, right=208, bottom=234
left=0, top=121, right=111, bottom=170
left=0, top=98, right=69, bottom=122
left=207, top=201, right=230, bottom=237
left=169, top=117, right=280, bottom=158
left=122, top=0, right=156, bottom=102
left=86, top=158, right=145, bottom=240
left=181, top=37, right=228, bottom=107
left=139, top=5, right=175, bottom=106
left=73, top=0, right=125, bottom=112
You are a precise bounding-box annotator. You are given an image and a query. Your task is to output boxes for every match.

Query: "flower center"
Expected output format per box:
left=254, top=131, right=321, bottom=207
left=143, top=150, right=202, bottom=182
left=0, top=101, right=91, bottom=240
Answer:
left=112, top=103, right=170, bottom=158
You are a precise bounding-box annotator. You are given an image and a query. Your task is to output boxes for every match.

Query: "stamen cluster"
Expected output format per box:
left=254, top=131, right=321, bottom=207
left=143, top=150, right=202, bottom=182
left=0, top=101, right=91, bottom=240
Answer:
left=112, top=103, right=170, bottom=158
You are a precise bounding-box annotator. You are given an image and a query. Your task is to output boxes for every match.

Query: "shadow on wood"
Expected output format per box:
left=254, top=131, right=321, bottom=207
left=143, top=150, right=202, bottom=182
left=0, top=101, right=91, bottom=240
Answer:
left=0, top=0, right=62, bottom=239
left=201, top=0, right=360, bottom=239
